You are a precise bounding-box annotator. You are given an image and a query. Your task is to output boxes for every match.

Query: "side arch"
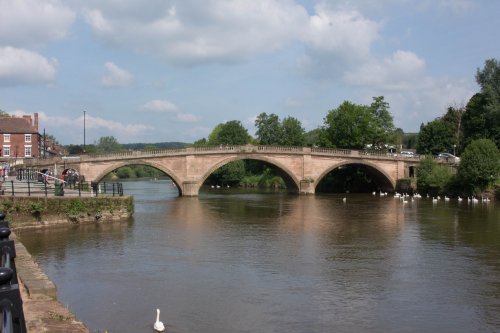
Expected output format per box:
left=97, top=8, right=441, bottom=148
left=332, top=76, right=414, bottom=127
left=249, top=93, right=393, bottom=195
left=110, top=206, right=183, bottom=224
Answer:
left=197, top=155, right=301, bottom=193
left=91, top=160, right=184, bottom=195
left=315, top=160, right=396, bottom=192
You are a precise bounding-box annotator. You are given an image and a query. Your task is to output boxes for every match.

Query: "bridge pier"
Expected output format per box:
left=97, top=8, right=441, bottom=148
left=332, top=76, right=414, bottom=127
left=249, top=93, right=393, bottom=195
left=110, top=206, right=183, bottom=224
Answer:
left=299, top=179, right=315, bottom=195
left=182, top=181, right=200, bottom=197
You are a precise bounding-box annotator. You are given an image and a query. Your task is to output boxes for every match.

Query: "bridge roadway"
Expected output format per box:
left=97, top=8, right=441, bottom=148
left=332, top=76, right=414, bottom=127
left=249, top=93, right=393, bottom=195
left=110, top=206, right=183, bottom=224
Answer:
left=25, top=145, right=421, bottom=196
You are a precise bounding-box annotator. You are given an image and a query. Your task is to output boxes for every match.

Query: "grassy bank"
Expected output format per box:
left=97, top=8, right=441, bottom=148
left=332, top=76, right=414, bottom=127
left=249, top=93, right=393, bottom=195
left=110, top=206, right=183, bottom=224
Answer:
left=0, top=196, right=134, bottom=227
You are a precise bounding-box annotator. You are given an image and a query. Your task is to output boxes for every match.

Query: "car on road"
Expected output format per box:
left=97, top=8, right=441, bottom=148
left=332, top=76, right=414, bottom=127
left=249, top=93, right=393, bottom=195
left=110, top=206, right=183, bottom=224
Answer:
left=400, top=151, right=415, bottom=158
left=438, top=152, right=460, bottom=163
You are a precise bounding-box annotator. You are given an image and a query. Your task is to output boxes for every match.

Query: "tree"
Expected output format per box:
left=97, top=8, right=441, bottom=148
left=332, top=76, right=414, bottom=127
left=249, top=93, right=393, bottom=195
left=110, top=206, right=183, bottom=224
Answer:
left=441, top=105, right=465, bottom=154
left=458, top=139, right=500, bottom=193
left=281, top=116, right=305, bottom=146
left=416, top=155, right=453, bottom=196
left=320, top=98, right=395, bottom=149
left=321, top=101, right=373, bottom=149
left=461, top=59, right=500, bottom=148
left=208, top=120, right=251, bottom=145
left=416, top=119, right=454, bottom=155
left=369, top=96, right=395, bottom=147
left=95, top=136, right=122, bottom=153
left=255, top=113, right=282, bottom=145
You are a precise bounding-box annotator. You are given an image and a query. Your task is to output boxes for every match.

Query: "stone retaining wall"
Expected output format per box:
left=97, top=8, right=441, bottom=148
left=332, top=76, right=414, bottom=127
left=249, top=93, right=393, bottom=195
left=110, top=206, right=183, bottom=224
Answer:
left=12, top=233, right=89, bottom=332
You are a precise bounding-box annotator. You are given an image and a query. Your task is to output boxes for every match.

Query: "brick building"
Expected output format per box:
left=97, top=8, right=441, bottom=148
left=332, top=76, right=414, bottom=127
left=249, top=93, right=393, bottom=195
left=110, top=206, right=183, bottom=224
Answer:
left=0, top=113, right=41, bottom=159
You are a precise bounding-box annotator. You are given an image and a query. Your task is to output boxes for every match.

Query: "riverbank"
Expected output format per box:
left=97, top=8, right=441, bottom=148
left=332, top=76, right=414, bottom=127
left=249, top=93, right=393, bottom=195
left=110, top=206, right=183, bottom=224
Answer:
left=0, top=195, right=134, bottom=227
left=12, top=233, right=89, bottom=332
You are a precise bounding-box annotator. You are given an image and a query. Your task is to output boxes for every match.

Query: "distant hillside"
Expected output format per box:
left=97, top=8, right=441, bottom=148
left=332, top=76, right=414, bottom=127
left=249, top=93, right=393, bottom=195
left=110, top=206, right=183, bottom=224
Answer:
left=121, top=142, right=190, bottom=150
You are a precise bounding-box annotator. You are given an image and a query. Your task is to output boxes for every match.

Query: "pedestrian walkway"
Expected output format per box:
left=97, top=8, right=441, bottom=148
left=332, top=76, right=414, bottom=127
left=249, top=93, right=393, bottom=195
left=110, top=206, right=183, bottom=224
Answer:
left=14, top=235, right=89, bottom=332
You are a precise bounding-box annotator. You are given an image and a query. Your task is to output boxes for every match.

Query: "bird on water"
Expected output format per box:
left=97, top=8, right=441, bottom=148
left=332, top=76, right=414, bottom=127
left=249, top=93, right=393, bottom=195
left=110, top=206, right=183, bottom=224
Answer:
left=154, top=308, right=165, bottom=332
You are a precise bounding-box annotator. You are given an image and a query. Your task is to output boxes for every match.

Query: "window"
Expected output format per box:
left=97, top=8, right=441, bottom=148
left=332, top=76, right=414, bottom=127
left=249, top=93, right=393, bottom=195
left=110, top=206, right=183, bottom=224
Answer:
left=3, top=134, right=10, bottom=143
left=2, top=146, right=10, bottom=157
left=24, top=145, right=32, bottom=157
left=25, top=134, right=32, bottom=143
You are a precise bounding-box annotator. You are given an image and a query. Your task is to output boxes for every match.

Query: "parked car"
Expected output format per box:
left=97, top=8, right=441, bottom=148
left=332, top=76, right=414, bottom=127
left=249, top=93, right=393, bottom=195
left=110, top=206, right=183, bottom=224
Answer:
left=438, top=152, right=460, bottom=163
left=400, top=151, right=415, bottom=158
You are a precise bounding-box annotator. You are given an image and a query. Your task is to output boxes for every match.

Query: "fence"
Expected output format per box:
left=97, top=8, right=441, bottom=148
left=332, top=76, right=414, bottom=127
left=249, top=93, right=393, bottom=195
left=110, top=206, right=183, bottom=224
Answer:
left=0, top=180, right=124, bottom=198
left=0, top=213, right=27, bottom=333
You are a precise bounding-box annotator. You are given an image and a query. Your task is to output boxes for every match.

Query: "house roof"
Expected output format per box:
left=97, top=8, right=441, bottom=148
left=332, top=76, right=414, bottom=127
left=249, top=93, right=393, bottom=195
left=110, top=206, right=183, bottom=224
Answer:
left=0, top=116, right=39, bottom=134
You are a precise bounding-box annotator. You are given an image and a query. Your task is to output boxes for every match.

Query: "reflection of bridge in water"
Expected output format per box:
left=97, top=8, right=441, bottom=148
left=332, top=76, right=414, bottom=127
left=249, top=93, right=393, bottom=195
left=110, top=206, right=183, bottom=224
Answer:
left=26, top=145, right=421, bottom=196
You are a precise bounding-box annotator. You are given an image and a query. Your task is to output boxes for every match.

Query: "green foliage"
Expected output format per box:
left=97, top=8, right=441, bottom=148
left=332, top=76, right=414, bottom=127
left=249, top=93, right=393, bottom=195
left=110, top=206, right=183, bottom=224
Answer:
left=458, top=139, right=500, bottom=193
left=254, top=113, right=306, bottom=146
left=320, top=97, right=395, bottom=149
left=416, top=119, right=454, bottom=155
left=207, top=120, right=251, bottom=145
left=95, top=136, right=122, bottom=153
left=30, top=202, right=45, bottom=217
left=281, top=116, right=305, bottom=146
left=416, top=155, right=453, bottom=196
left=209, top=160, right=246, bottom=185
left=255, top=113, right=282, bottom=145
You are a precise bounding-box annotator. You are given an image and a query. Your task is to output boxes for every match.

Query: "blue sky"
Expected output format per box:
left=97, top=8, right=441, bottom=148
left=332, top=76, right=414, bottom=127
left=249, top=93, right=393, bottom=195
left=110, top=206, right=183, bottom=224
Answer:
left=0, top=0, right=498, bottom=145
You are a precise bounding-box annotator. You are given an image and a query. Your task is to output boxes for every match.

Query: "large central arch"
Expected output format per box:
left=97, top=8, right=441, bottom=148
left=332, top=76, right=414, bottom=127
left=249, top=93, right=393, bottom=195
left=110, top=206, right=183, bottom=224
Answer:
left=198, top=155, right=301, bottom=194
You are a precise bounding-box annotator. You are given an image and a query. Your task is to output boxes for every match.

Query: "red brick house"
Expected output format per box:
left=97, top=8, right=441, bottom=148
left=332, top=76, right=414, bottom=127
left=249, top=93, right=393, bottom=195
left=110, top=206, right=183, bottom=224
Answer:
left=0, top=113, right=41, bottom=159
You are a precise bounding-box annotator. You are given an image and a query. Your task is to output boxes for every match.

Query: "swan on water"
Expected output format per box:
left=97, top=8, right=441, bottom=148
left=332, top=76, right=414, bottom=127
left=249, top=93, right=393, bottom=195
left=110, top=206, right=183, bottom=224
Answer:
left=154, top=308, right=165, bottom=332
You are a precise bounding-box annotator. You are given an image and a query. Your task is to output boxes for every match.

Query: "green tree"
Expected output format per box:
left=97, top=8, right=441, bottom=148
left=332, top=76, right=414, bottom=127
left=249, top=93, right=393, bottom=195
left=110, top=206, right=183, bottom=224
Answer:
left=369, top=96, right=395, bottom=147
left=320, top=98, right=395, bottom=149
left=416, top=120, right=454, bottom=155
left=208, top=120, right=251, bottom=145
left=416, top=155, right=453, bottom=196
left=255, top=113, right=282, bottom=145
left=95, top=136, right=122, bottom=153
left=281, top=116, right=305, bottom=146
left=321, top=101, right=372, bottom=149
left=441, top=105, right=465, bottom=154
left=458, top=139, right=500, bottom=193
left=461, top=59, right=500, bottom=147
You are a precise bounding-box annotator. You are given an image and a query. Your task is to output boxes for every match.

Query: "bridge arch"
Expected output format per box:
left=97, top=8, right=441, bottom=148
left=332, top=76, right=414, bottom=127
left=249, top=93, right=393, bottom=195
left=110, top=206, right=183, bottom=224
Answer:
left=92, top=160, right=184, bottom=195
left=198, top=155, right=301, bottom=194
left=315, top=160, right=396, bottom=192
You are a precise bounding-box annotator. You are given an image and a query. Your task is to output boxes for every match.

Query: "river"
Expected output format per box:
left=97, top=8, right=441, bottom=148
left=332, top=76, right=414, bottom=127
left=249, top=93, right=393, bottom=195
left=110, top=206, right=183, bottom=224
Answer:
left=17, top=179, right=500, bottom=333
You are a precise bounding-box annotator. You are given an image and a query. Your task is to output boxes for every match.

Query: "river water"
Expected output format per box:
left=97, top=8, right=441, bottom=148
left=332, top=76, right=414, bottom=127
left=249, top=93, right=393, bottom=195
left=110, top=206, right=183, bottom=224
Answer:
left=17, top=180, right=500, bottom=333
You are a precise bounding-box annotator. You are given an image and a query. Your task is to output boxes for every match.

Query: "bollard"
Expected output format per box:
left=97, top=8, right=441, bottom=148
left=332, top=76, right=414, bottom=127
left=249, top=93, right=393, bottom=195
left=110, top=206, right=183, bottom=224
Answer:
left=0, top=213, right=27, bottom=333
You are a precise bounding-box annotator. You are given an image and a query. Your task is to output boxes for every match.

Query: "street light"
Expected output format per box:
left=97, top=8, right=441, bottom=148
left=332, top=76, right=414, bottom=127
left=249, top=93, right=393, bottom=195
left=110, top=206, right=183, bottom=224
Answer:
left=83, top=110, right=86, bottom=153
left=453, top=144, right=456, bottom=156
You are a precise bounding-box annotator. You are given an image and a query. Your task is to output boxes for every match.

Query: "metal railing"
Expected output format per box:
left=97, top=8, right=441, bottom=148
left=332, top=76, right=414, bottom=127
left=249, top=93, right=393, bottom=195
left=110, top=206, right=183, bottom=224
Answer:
left=0, top=213, right=27, bottom=333
left=0, top=180, right=124, bottom=198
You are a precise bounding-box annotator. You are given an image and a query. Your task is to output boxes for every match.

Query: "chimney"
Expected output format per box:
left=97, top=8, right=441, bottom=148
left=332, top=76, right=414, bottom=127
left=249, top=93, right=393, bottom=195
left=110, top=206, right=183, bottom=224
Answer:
left=34, top=112, right=39, bottom=131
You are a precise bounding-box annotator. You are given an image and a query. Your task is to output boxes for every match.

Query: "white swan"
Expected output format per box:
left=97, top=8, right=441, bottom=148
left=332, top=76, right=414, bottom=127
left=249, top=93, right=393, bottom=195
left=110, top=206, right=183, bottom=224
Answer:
left=154, top=308, right=165, bottom=332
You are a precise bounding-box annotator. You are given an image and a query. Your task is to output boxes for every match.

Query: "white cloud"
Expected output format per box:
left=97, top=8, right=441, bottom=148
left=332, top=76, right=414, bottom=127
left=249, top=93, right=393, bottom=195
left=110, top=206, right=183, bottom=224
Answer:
left=141, top=99, right=201, bottom=122
left=344, top=50, right=426, bottom=90
left=101, top=62, right=133, bottom=87
left=83, top=0, right=308, bottom=64
left=78, top=113, right=150, bottom=134
left=0, top=46, right=58, bottom=85
left=0, top=0, right=75, bottom=48
left=302, top=4, right=380, bottom=59
left=142, top=99, right=178, bottom=113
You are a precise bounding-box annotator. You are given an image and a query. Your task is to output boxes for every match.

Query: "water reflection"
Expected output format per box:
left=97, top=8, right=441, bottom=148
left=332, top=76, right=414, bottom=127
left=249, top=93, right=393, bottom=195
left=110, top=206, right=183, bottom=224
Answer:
left=16, top=181, right=500, bottom=333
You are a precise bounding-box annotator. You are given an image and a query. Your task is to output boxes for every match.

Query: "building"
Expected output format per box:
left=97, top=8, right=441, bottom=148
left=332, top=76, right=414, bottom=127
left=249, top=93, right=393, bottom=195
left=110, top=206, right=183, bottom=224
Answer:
left=0, top=113, right=41, bottom=160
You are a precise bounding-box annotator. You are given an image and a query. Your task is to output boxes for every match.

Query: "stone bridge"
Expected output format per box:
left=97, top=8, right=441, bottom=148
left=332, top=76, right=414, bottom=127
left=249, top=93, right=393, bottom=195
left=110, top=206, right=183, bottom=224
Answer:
left=26, top=145, right=421, bottom=196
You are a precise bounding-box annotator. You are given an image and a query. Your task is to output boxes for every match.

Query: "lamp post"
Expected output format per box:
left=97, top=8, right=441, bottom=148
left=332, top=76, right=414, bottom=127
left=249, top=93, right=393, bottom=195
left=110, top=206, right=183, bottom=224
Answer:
left=83, top=110, right=86, bottom=153
left=453, top=144, right=456, bottom=156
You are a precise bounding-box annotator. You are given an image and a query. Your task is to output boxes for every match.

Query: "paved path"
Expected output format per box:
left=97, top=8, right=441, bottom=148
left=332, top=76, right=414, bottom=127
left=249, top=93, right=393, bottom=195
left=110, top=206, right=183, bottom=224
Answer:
left=14, top=234, right=89, bottom=332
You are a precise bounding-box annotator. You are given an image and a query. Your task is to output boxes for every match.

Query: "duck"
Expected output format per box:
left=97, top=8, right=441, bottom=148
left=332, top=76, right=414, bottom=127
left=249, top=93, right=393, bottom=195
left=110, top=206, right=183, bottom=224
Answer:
left=154, top=308, right=165, bottom=332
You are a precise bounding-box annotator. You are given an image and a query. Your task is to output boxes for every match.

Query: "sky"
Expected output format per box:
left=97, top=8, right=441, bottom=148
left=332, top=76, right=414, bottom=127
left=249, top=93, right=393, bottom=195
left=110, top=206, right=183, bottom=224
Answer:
left=0, top=0, right=498, bottom=145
